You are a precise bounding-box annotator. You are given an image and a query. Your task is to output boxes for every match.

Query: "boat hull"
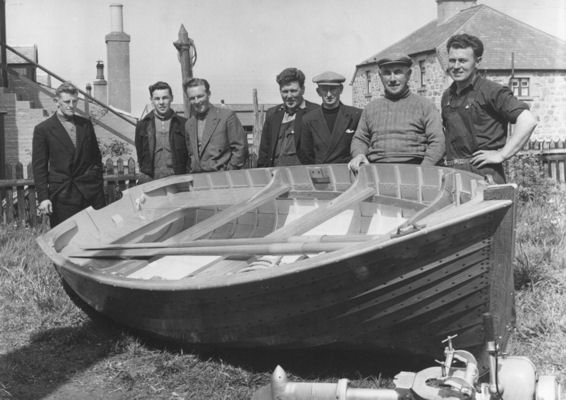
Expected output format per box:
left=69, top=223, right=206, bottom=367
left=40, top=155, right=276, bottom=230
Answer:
left=39, top=164, right=516, bottom=370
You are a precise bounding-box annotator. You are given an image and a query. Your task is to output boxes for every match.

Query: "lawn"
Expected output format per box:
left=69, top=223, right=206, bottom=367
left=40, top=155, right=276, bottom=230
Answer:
left=1, top=167, right=564, bottom=399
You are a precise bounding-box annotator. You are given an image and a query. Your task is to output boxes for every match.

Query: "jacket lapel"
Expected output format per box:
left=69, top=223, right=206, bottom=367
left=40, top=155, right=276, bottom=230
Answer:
left=324, top=106, right=351, bottom=162
left=50, top=115, right=76, bottom=155
left=186, top=116, right=200, bottom=161
left=200, top=107, right=220, bottom=157
left=270, top=108, right=285, bottom=158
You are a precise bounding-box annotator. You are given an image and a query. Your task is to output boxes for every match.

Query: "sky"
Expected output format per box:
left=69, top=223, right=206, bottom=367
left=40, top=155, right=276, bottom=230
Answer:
left=5, top=0, right=566, bottom=116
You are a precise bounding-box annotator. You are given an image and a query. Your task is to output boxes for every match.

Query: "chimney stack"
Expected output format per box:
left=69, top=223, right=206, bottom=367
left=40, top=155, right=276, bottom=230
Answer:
left=436, top=0, right=477, bottom=24
left=105, top=3, right=131, bottom=112
left=93, top=60, right=108, bottom=103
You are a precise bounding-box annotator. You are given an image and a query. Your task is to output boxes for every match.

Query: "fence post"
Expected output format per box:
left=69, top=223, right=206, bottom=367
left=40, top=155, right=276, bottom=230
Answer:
left=4, top=162, right=14, bottom=224
left=15, top=162, right=26, bottom=225
left=116, top=157, right=125, bottom=199
left=128, top=157, right=137, bottom=188
left=105, top=158, right=115, bottom=204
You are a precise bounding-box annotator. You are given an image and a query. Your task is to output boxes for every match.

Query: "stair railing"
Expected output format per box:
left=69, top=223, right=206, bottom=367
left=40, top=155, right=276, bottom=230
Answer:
left=0, top=42, right=137, bottom=131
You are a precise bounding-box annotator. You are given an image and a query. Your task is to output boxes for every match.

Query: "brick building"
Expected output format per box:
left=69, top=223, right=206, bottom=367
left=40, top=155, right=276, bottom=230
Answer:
left=351, top=0, right=566, bottom=143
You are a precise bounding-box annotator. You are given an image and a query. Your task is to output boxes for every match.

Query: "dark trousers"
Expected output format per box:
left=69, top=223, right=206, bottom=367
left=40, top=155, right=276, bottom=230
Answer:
left=451, top=162, right=506, bottom=184
left=49, top=185, right=106, bottom=227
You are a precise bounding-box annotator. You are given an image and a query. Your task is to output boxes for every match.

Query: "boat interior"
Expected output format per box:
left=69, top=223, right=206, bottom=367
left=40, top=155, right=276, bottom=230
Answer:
left=40, top=164, right=486, bottom=281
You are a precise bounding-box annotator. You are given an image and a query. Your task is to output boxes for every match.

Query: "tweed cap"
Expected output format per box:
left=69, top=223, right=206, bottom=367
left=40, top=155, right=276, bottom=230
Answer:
left=376, top=53, right=413, bottom=68
left=312, top=71, right=346, bottom=86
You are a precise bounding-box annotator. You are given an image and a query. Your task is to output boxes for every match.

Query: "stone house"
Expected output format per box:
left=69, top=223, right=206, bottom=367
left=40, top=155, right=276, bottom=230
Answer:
left=351, top=0, right=566, bottom=143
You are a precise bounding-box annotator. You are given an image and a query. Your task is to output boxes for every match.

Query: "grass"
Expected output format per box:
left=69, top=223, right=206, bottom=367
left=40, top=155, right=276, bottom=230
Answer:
left=1, top=184, right=565, bottom=399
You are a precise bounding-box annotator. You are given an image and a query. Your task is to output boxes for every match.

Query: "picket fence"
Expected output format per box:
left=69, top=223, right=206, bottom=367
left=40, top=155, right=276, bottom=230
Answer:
left=0, top=145, right=565, bottom=227
left=0, top=157, right=138, bottom=227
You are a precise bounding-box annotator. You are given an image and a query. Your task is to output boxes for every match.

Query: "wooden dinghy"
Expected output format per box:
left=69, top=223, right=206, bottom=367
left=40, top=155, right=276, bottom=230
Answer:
left=37, top=164, right=517, bottom=367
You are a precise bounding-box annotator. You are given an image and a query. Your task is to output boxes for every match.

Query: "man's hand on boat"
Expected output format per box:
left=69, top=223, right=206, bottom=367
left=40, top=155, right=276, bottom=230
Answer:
left=348, top=154, right=370, bottom=174
left=38, top=199, right=53, bottom=215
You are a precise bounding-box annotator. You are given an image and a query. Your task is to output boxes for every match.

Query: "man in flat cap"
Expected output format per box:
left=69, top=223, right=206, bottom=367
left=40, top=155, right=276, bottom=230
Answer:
left=349, top=53, right=445, bottom=173
left=257, top=67, right=319, bottom=167
left=298, top=71, right=362, bottom=164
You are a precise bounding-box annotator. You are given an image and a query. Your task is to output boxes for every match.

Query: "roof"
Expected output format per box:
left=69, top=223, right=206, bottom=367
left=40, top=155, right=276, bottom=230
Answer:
left=6, top=45, right=38, bottom=64
left=357, top=4, right=566, bottom=71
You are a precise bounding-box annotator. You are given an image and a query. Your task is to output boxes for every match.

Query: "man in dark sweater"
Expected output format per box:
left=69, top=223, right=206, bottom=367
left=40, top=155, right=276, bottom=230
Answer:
left=349, top=53, right=445, bottom=173
left=299, top=71, right=362, bottom=165
left=257, top=68, right=318, bottom=167
left=135, top=81, right=188, bottom=182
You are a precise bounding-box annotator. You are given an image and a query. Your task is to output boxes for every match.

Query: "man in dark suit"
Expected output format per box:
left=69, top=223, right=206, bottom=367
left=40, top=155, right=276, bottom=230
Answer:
left=257, top=67, right=318, bottom=167
left=298, top=71, right=362, bottom=164
left=32, top=82, right=106, bottom=227
left=135, top=81, right=188, bottom=182
left=184, top=78, right=248, bottom=172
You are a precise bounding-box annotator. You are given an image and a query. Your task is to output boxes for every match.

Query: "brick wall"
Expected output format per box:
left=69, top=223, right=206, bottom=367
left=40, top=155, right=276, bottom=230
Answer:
left=2, top=72, right=137, bottom=178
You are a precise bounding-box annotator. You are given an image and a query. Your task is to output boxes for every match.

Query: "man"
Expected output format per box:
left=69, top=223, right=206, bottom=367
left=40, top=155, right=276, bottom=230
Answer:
left=32, top=82, right=106, bottom=227
left=257, top=67, right=319, bottom=167
left=298, top=71, right=362, bottom=164
left=135, top=81, right=189, bottom=181
left=441, top=33, right=537, bottom=183
left=184, top=78, right=248, bottom=172
left=349, top=53, right=445, bottom=173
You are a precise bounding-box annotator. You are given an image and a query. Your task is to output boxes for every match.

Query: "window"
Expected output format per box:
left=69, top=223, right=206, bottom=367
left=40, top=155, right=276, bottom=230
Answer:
left=419, top=60, right=426, bottom=88
left=365, top=71, right=371, bottom=96
left=511, top=77, right=530, bottom=98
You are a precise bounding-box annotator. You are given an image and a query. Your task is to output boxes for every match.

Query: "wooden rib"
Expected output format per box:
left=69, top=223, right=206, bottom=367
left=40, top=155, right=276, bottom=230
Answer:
left=392, top=171, right=457, bottom=237
left=164, top=169, right=291, bottom=243
left=266, top=167, right=376, bottom=239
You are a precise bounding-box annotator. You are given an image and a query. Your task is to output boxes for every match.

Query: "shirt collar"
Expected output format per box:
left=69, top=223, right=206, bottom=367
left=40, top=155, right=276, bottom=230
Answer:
left=450, top=73, right=481, bottom=95
left=56, top=111, right=74, bottom=123
left=279, top=100, right=307, bottom=115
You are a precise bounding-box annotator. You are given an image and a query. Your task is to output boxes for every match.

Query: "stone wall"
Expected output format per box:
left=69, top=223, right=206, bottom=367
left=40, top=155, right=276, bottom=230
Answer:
left=352, top=53, right=566, bottom=141
left=351, top=52, right=449, bottom=111
left=488, top=70, right=566, bottom=141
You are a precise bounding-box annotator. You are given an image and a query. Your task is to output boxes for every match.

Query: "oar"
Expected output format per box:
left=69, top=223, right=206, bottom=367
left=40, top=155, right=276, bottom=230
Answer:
left=80, top=234, right=381, bottom=251
left=70, top=240, right=363, bottom=259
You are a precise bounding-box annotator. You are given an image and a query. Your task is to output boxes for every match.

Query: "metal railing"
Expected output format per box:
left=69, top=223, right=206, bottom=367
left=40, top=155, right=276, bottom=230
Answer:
left=0, top=42, right=136, bottom=130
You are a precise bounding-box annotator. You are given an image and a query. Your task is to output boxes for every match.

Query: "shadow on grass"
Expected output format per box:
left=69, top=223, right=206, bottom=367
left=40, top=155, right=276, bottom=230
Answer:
left=0, top=320, right=120, bottom=400
left=141, top=334, right=436, bottom=381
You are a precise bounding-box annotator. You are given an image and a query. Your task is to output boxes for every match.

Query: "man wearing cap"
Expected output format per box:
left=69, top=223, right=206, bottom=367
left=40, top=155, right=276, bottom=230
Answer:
left=349, top=53, right=445, bottom=173
left=298, top=71, right=362, bottom=164
left=257, top=67, right=319, bottom=167
left=441, top=34, right=537, bottom=183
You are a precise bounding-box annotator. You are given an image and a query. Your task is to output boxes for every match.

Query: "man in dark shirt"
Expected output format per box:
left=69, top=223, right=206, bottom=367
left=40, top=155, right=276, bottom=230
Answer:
left=299, top=71, right=362, bottom=164
left=441, top=33, right=537, bottom=183
left=349, top=53, right=444, bottom=173
left=135, top=81, right=188, bottom=181
left=257, top=68, right=318, bottom=167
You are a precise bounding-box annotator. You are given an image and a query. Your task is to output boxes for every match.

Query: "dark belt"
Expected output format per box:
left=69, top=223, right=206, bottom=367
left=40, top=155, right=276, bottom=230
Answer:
left=443, top=158, right=471, bottom=167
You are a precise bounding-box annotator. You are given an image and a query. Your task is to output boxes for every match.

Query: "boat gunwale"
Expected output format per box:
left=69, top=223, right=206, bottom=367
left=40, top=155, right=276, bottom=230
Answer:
left=51, top=196, right=513, bottom=291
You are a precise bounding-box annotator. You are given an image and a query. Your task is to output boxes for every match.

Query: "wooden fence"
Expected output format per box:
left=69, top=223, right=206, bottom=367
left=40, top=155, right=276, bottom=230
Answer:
left=1, top=145, right=565, bottom=228
left=0, top=157, right=139, bottom=227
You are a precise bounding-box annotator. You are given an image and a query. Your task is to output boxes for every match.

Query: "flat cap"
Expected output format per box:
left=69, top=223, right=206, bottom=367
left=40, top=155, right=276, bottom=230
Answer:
left=312, top=71, right=346, bottom=86
left=376, top=53, right=413, bottom=68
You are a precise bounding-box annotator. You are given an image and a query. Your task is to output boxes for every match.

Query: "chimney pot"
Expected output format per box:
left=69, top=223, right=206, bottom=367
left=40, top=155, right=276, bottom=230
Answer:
left=110, top=3, right=124, bottom=32
left=96, top=60, right=105, bottom=80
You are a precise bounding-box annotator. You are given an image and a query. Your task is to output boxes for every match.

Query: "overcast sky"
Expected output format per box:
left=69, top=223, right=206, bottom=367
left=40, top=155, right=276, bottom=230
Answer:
left=6, top=0, right=566, bottom=115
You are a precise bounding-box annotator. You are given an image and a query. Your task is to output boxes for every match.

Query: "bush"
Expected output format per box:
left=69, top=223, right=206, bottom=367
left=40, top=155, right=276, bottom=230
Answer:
left=506, top=152, right=558, bottom=203
left=99, top=138, right=133, bottom=158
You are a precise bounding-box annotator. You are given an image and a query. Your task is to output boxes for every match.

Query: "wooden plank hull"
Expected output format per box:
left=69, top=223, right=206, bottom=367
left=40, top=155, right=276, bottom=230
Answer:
left=37, top=164, right=516, bottom=370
